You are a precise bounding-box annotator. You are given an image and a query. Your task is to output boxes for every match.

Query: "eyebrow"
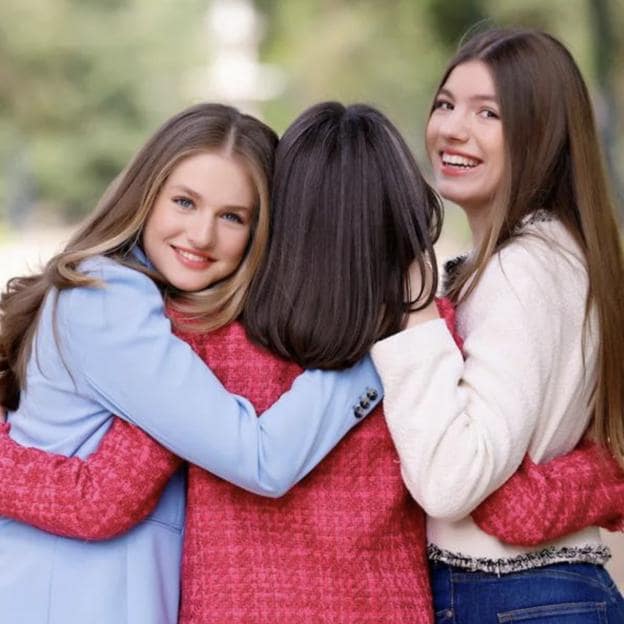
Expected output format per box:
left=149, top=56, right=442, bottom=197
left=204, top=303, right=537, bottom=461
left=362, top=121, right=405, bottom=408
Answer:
left=169, top=184, right=252, bottom=212
left=170, top=184, right=202, bottom=200
left=438, top=87, right=499, bottom=103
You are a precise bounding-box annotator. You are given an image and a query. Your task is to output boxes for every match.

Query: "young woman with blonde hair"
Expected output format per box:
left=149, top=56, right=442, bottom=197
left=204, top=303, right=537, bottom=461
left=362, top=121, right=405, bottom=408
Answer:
left=372, top=27, right=624, bottom=621
left=0, top=102, right=384, bottom=623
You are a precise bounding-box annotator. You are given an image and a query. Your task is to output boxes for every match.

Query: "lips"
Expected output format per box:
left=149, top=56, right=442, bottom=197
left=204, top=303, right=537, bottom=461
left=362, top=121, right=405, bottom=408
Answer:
left=171, top=245, right=214, bottom=270
left=438, top=150, right=481, bottom=176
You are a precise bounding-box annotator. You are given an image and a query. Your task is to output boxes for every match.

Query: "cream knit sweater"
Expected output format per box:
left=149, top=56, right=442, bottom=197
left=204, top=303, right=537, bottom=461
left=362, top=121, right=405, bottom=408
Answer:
left=372, top=215, right=606, bottom=567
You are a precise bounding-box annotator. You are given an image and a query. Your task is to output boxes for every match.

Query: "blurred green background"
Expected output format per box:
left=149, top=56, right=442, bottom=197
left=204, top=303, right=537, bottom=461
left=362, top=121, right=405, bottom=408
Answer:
left=0, top=0, right=622, bottom=588
left=1, top=0, right=622, bottom=231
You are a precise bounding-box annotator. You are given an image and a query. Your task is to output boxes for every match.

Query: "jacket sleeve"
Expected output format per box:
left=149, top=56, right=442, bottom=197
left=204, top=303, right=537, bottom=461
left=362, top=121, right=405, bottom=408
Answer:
left=472, top=440, right=624, bottom=546
left=58, top=259, right=382, bottom=497
left=0, top=418, right=182, bottom=540
left=371, top=239, right=589, bottom=520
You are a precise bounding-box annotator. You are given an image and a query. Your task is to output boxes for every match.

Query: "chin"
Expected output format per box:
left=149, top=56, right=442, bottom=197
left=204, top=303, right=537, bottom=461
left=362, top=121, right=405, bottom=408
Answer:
left=437, top=189, right=465, bottom=206
left=166, top=277, right=210, bottom=293
left=436, top=185, right=479, bottom=209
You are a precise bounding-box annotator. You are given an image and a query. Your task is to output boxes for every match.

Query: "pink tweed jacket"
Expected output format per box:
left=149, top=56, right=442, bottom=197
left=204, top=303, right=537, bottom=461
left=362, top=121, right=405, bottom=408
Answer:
left=0, top=300, right=622, bottom=623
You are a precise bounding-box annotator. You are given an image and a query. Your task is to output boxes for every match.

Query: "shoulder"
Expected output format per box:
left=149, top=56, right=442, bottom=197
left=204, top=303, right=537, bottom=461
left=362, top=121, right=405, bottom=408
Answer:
left=457, top=216, right=589, bottom=344
left=508, top=212, right=585, bottom=268
left=58, top=255, right=165, bottom=334
left=78, top=255, right=158, bottom=289
left=442, top=215, right=585, bottom=295
left=76, top=255, right=160, bottom=299
left=480, top=216, right=586, bottom=303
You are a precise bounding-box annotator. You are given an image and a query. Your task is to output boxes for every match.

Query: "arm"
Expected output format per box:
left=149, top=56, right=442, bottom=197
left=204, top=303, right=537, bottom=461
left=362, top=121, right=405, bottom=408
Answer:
left=472, top=440, right=624, bottom=546
left=59, top=258, right=382, bottom=498
left=0, top=418, right=181, bottom=540
left=371, top=240, right=578, bottom=520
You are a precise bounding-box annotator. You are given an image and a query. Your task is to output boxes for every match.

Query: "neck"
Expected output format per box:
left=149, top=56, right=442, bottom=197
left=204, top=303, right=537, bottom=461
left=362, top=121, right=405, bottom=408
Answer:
left=464, top=206, right=491, bottom=248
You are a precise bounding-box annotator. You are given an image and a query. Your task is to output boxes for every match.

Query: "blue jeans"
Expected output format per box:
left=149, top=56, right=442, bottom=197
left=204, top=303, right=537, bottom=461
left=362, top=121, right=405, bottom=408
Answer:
left=430, top=560, right=624, bottom=623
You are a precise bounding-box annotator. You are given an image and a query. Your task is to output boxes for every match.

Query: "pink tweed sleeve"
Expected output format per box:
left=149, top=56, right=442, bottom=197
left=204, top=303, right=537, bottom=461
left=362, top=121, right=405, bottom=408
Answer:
left=473, top=438, right=624, bottom=545
left=0, top=418, right=181, bottom=540
left=435, top=297, right=624, bottom=544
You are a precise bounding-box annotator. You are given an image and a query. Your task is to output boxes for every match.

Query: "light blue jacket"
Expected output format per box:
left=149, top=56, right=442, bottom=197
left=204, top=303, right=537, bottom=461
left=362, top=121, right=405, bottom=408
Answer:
left=1, top=252, right=382, bottom=624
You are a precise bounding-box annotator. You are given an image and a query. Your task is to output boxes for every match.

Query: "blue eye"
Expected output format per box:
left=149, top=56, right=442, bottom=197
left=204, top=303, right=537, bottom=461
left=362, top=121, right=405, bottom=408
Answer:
left=174, top=197, right=194, bottom=209
left=222, top=212, right=244, bottom=224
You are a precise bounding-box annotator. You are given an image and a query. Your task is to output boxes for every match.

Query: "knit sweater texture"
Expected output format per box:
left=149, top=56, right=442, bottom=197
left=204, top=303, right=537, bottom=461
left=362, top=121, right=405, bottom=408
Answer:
left=372, top=216, right=608, bottom=571
left=0, top=300, right=622, bottom=622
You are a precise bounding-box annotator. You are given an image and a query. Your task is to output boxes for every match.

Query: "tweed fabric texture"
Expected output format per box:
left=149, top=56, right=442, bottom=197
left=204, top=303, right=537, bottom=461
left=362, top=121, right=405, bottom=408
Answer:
left=0, top=299, right=622, bottom=621
left=474, top=438, right=624, bottom=545
left=177, top=319, right=433, bottom=623
left=0, top=417, right=181, bottom=539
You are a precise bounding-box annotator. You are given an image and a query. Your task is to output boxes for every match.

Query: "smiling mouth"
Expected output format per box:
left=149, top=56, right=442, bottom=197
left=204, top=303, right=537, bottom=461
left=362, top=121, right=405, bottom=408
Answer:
left=172, top=246, right=214, bottom=267
left=440, top=151, right=480, bottom=169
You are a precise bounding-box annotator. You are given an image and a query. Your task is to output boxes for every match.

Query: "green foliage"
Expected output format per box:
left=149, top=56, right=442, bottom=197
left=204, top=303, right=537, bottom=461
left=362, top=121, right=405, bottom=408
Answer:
left=424, top=0, right=487, bottom=50
left=1, top=0, right=622, bottom=225
left=259, top=0, right=449, bottom=162
left=0, top=0, right=206, bottom=219
left=258, top=0, right=623, bottom=222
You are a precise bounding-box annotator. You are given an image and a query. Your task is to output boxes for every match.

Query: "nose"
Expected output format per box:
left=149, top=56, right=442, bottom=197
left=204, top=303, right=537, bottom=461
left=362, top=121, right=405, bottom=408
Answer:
left=187, top=212, right=216, bottom=249
left=440, top=109, right=470, bottom=143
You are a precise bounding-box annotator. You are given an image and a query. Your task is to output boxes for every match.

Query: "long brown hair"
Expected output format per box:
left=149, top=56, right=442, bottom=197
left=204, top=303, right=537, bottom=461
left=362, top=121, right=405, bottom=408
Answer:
left=437, top=28, right=624, bottom=465
left=0, top=103, right=277, bottom=410
left=245, top=102, right=442, bottom=369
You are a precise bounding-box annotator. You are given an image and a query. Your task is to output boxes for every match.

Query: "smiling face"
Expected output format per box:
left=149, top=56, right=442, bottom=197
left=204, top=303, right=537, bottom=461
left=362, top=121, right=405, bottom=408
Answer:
left=426, top=60, right=505, bottom=230
left=143, top=151, right=256, bottom=292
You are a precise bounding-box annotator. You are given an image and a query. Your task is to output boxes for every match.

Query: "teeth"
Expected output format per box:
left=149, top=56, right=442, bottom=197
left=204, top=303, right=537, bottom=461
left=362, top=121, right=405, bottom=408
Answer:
left=177, top=249, right=208, bottom=263
left=442, top=152, right=479, bottom=168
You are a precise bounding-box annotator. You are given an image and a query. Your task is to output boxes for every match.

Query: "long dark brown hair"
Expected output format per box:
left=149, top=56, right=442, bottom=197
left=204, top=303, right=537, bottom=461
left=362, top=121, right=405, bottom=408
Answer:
left=437, top=28, right=624, bottom=465
left=0, top=103, right=278, bottom=410
left=245, top=102, right=443, bottom=369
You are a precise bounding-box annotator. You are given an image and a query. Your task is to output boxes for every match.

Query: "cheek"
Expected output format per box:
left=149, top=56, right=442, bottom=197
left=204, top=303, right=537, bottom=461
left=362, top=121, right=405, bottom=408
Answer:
left=143, top=203, right=172, bottom=240
left=142, top=217, right=158, bottom=255
left=425, top=120, right=437, bottom=158
left=491, top=142, right=506, bottom=179
left=489, top=128, right=505, bottom=158
left=223, top=228, right=252, bottom=263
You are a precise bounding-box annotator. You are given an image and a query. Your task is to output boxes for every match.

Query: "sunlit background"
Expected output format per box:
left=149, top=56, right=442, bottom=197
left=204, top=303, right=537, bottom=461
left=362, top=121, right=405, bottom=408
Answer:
left=0, top=0, right=622, bottom=586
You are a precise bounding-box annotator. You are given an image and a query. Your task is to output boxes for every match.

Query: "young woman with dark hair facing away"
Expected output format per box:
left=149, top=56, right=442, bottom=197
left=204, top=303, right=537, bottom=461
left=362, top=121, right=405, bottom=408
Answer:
left=0, top=101, right=623, bottom=624
left=0, top=102, right=386, bottom=624
left=371, top=28, right=624, bottom=622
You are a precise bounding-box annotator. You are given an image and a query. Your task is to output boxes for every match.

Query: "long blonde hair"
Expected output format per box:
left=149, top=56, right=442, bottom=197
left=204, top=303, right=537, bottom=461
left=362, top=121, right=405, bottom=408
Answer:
left=437, top=28, right=624, bottom=466
left=0, top=103, right=277, bottom=410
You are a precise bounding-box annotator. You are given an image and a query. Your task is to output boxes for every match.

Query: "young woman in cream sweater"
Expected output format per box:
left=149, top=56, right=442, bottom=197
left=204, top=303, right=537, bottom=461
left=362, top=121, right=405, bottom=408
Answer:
left=372, top=27, right=624, bottom=622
